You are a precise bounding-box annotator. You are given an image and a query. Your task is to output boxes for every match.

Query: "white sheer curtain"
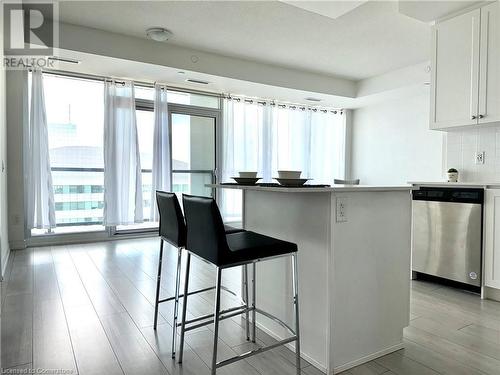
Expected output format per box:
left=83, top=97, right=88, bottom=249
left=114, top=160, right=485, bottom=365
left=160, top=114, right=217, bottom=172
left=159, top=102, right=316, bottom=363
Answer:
left=26, top=69, right=56, bottom=229
left=150, top=83, right=171, bottom=221
left=221, top=97, right=346, bottom=220
left=103, top=80, right=143, bottom=226
left=221, top=99, right=272, bottom=220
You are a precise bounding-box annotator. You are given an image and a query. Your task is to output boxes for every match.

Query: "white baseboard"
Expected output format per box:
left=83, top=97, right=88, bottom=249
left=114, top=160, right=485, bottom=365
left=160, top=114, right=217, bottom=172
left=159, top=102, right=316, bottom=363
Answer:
left=253, top=320, right=327, bottom=373
left=483, top=286, right=500, bottom=302
left=332, top=342, right=404, bottom=374
left=9, top=239, right=26, bottom=250
left=1, top=248, right=10, bottom=280
left=254, top=318, right=404, bottom=375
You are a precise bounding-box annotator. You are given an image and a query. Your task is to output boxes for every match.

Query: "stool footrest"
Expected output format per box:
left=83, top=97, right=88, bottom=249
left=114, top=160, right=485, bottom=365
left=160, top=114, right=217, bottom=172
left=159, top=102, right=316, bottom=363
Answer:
left=158, top=286, right=215, bottom=303
left=159, top=285, right=242, bottom=304
left=180, top=305, right=251, bottom=331
left=216, top=336, right=298, bottom=368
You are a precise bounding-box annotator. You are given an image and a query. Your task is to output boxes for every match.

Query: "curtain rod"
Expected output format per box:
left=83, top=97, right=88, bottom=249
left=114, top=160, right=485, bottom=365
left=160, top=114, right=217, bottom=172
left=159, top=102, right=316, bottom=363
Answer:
left=34, top=68, right=342, bottom=112
left=223, top=94, right=343, bottom=114
left=36, top=68, right=223, bottom=98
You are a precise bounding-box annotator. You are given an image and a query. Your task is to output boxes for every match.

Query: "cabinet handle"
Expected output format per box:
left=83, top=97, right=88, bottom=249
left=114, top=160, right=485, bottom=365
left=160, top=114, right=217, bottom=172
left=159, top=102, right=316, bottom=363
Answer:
left=479, top=114, right=485, bottom=119
left=471, top=115, right=477, bottom=120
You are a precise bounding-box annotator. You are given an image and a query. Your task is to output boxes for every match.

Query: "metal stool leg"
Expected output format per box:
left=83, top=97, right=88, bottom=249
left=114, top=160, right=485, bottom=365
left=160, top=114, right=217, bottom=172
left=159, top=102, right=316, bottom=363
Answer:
left=171, top=247, right=183, bottom=358
left=153, top=239, right=164, bottom=330
left=292, top=254, right=301, bottom=374
left=211, top=267, right=222, bottom=375
left=243, top=264, right=250, bottom=340
left=252, top=262, right=256, bottom=343
left=178, top=252, right=191, bottom=363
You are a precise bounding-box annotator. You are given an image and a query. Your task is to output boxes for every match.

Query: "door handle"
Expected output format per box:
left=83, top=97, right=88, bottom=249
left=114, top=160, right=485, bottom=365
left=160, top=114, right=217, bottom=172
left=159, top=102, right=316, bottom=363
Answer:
left=471, top=115, right=477, bottom=120
left=479, top=114, right=485, bottom=119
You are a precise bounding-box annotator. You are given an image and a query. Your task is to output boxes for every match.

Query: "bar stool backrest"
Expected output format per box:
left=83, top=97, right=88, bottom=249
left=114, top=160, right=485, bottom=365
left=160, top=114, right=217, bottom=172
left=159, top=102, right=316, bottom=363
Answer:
left=182, top=194, right=229, bottom=265
left=334, top=178, right=360, bottom=185
left=156, top=191, right=187, bottom=248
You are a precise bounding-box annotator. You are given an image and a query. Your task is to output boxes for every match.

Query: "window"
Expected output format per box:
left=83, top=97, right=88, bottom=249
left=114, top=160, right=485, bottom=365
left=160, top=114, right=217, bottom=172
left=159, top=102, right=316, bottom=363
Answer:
left=31, top=73, right=221, bottom=237
left=135, top=86, right=220, bottom=109
left=37, top=73, right=105, bottom=235
left=221, top=98, right=346, bottom=222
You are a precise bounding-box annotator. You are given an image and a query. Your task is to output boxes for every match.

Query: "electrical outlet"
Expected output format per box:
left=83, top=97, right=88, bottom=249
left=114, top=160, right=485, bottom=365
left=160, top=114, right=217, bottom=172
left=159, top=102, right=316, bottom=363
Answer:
left=336, top=198, right=348, bottom=223
left=476, top=151, right=485, bottom=165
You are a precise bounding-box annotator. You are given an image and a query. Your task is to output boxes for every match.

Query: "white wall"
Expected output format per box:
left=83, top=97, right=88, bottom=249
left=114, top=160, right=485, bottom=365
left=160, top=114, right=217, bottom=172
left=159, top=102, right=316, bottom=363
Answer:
left=0, top=4, right=11, bottom=276
left=351, top=87, right=444, bottom=185
left=6, top=70, right=28, bottom=250
left=445, top=126, right=500, bottom=182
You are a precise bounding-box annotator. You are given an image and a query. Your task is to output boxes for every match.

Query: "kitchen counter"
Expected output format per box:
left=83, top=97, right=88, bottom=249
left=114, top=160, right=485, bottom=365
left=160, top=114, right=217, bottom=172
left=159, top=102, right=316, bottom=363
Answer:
left=410, top=181, right=500, bottom=189
left=211, top=184, right=412, bottom=374
left=208, top=183, right=413, bottom=192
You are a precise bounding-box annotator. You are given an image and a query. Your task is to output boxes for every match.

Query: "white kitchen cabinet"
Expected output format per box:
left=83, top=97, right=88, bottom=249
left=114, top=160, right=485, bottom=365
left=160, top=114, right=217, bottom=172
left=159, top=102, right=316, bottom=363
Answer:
left=479, top=2, right=500, bottom=125
left=431, top=3, right=500, bottom=130
left=484, top=189, right=500, bottom=290
left=430, top=8, right=481, bottom=130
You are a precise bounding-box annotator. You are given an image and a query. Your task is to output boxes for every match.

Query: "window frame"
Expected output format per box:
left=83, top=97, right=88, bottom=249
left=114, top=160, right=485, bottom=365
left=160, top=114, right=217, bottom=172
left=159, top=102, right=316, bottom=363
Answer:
left=28, top=72, right=223, bottom=245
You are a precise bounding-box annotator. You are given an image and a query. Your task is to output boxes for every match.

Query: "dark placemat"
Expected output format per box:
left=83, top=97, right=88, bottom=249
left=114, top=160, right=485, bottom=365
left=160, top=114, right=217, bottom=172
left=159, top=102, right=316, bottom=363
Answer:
left=221, top=182, right=330, bottom=188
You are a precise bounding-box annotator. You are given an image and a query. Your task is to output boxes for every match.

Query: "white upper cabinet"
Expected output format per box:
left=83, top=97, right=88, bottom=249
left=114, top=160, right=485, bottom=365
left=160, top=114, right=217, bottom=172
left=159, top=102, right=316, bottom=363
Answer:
left=479, top=2, right=500, bottom=125
left=431, top=4, right=500, bottom=130
left=430, top=8, right=481, bottom=130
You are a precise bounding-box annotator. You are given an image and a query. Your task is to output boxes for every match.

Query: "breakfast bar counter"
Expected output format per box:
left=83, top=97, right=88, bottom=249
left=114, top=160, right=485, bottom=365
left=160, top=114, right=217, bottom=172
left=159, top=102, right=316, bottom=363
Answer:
left=209, top=184, right=413, bottom=374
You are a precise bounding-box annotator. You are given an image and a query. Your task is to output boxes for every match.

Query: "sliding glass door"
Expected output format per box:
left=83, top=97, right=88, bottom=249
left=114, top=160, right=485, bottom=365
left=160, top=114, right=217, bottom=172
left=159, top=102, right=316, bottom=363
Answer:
left=171, top=111, right=217, bottom=199
left=115, top=104, right=219, bottom=233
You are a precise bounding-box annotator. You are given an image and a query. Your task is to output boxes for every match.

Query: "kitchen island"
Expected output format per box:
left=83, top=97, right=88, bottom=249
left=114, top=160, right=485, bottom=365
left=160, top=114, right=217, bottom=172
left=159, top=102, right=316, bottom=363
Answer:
left=209, top=184, right=413, bottom=374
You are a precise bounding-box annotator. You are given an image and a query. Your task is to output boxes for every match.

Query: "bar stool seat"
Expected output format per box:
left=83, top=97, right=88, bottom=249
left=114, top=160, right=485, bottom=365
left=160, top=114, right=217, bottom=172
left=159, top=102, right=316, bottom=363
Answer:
left=224, top=231, right=297, bottom=267
left=224, top=225, right=244, bottom=234
left=154, top=191, right=245, bottom=359
left=179, top=194, right=301, bottom=375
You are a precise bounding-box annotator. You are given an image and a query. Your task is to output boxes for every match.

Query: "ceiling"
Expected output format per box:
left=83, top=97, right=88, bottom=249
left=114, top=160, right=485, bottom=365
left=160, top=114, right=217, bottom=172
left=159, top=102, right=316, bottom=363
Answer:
left=51, top=49, right=428, bottom=110
left=57, top=0, right=432, bottom=81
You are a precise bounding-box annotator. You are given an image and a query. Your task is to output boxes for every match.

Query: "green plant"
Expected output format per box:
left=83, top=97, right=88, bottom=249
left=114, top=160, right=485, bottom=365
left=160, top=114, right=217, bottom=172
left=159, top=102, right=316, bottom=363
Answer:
left=447, top=168, right=458, bottom=173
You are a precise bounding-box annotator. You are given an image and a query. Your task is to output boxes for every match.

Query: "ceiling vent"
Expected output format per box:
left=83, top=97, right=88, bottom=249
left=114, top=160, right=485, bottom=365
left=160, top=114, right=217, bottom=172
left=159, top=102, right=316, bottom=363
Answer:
left=186, top=79, right=210, bottom=85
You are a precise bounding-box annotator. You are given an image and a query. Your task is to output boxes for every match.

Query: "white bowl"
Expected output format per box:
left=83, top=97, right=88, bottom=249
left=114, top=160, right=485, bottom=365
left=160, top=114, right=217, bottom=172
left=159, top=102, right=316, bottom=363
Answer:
left=278, top=170, right=302, bottom=179
left=239, top=171, right=258, bottom=178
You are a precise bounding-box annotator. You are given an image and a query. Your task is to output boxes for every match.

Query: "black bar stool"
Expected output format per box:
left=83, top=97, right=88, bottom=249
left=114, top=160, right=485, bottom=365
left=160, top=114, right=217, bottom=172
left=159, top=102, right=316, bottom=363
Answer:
left=179, top=194, right=301, bottom=375
left=154, top=191, right=247, bottom=358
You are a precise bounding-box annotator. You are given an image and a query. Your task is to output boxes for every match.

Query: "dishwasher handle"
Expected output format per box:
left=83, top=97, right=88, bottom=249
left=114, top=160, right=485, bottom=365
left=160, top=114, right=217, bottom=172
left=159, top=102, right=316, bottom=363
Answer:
left=413, top=187, right=484, bottom=204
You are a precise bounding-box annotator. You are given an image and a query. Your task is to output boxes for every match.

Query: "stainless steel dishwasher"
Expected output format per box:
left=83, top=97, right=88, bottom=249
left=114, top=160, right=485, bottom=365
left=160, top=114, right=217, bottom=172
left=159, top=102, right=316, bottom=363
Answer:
left=412, top=187, right=484, bottom=287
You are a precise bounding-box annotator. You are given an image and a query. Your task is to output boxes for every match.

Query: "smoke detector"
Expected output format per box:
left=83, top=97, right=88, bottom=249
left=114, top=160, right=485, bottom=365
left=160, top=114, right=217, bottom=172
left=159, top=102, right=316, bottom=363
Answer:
left=146, top=28, right=173, bottom=42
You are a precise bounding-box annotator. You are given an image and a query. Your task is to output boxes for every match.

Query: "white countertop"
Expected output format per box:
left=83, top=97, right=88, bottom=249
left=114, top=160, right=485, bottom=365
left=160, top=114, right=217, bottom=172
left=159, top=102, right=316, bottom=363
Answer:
left=208, top=183, right=413, bottom=193
left=409, top=181, right=500, bottom=189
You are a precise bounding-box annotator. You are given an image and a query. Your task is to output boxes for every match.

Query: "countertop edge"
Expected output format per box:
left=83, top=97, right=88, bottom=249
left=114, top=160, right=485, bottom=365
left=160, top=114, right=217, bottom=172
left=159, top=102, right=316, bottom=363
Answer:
left=409, top=181, right=500, bottom=189
left=207, top=184, right=414, bottom=192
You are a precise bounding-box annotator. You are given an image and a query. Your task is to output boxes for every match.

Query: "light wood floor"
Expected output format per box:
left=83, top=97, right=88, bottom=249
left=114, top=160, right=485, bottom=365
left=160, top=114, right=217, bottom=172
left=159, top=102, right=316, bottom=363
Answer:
left=2, top=237, right=500, bottom=375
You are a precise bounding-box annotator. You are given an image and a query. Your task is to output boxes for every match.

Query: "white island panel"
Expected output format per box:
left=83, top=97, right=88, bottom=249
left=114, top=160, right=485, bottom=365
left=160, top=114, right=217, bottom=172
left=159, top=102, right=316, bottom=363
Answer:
left=210, top=184, right=412, bottom=374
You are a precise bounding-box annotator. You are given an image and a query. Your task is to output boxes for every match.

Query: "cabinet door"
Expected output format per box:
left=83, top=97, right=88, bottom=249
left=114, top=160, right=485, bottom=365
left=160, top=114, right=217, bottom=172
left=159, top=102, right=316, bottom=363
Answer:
left=484, top=189, right=500, bottom=289
left=479, top=2, right=500, bottom=124
left=430, top=9, right=481, bottom=130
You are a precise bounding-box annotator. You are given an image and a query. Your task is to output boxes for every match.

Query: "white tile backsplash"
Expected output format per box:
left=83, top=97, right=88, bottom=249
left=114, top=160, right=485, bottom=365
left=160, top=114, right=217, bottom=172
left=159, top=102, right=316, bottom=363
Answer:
left=446, top=125, right=500, bottom=183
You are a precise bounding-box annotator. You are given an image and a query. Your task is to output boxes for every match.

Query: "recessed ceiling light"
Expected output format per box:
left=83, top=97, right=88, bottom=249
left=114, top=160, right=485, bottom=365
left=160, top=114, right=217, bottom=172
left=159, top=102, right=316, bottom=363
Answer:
left=177, top=71, right=186, bottom=75
left=305, top=97, right=322, bottom=102
left=146, top=27, right=173, bottom=42
left=186, top=78, right=210, bottom=85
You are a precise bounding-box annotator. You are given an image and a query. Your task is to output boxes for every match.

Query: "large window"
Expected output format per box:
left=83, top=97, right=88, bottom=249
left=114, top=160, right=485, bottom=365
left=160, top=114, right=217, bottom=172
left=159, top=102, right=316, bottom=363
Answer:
left=39, top=74, right=105, bottom=234
left=221, top=98, right=346, bottom=222
left=33, top=73, right=220, bottom=236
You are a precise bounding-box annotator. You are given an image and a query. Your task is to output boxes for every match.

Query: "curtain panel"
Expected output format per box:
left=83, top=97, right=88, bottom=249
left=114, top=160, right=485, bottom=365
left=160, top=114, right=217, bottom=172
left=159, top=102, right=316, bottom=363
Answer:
left=103, top=80, right=144, bottom=226
left=150, top=83, right=172, bottom=221
left=221, top=98, right=346, bottom=220
left=26, top=69, right=56, bottom=229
